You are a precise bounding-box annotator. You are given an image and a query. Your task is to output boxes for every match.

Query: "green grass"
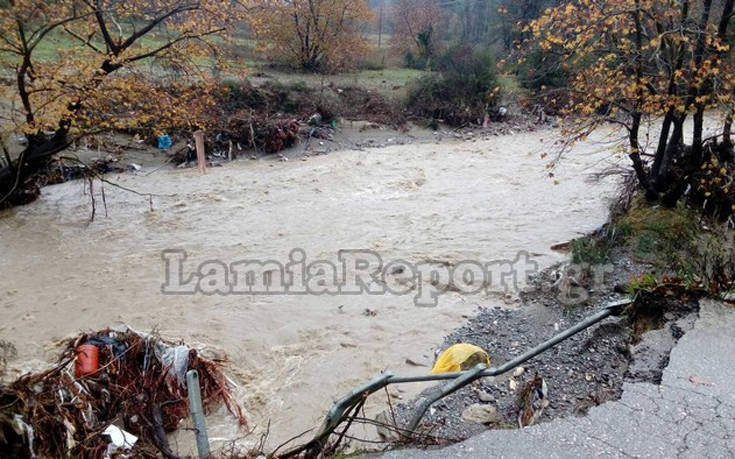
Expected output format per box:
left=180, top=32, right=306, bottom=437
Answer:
left=572, top=196, right=698, bottom=268
left=247, top=67, right=428, bottom=100
left=30, top=30, right=79, bottom=62
left=617, top=198, right=697, bottom=266
left=571, top=222, right=631, bottom=265
left=25, top=26, right=179, bottom=63
left=13, top=27, right=519, bottom=106
left=26, top=27, right=253, bottom=65
left=626, top=272, right=659, bottom=294
left=573, top=194, right=734, bottom=294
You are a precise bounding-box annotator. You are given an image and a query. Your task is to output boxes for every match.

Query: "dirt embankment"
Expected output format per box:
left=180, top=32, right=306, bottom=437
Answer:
left=386, top=253, right=701, bottom=445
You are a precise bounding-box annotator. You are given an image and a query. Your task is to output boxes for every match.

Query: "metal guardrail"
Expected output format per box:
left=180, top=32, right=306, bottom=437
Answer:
left=281, top=298, right=633, bottom=457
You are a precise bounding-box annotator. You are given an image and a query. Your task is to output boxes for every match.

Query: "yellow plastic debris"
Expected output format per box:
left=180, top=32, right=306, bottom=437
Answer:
left=430, top=343, right=490, bottom=373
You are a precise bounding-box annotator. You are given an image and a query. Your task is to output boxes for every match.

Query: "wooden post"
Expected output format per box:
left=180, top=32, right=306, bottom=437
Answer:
left=378, top=4, right=383, bottom=49
left=194, top=130, right=206, bottom=174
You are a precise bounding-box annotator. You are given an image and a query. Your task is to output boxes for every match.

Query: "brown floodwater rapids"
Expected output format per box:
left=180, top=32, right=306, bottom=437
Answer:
left=0, top=126, right=623, bottom=453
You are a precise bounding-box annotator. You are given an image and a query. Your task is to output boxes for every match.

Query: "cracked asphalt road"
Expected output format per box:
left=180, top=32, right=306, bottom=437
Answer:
left=382, top=299, right=735, bottom=458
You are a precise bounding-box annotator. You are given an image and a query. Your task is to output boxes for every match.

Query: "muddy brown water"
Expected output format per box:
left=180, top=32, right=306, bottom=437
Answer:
left=0, top=127, right=622, bottom=453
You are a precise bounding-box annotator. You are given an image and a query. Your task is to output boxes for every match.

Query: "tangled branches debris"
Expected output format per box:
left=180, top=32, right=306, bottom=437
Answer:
left=0, top=156, right=132, bottom=209
left=224, top=115, right=300, bottom=155
left=0, top=326, right=246, bottom=458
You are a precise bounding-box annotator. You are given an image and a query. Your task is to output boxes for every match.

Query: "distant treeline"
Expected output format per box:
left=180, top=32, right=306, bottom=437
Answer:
left=367, top=0, right=561, bottom=51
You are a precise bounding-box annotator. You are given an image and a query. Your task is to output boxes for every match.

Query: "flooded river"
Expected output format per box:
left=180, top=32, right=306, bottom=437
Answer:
left=0, top=126, right=621, bottom=452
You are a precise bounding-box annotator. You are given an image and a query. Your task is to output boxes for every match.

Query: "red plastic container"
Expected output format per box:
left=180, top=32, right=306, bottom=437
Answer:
left=75, top=344, right=99, bottom=377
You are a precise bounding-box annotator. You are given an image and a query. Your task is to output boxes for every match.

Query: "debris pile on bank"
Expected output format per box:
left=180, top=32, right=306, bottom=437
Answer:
left=221, top=116, right=301, bottom=154
left=0, top=326, right=245, bottom=457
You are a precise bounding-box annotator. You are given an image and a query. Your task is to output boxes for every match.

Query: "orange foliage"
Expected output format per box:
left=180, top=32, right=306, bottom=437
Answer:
left=249, top=0, right=373, bottom=72
left=527, top=0, right=735, bottom=147
left=0, top=0, right=245, bottom=140
left=526, top=0, right=735, bottom=208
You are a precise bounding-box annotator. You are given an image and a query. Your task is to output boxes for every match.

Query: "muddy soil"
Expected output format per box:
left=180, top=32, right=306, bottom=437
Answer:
left=387, top=250, right=700, bottom=446
left=53, top=119, right=532, bottom=166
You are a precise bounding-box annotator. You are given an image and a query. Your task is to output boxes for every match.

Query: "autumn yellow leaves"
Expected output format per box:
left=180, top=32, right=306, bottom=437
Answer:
left=247, top=0, right=373, bottom=72
left=0, top=0, right=247, bottom=138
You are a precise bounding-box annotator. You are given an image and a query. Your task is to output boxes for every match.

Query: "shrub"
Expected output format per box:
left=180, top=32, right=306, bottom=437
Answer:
left=404, top=50, right=429, bottom=70
left=359, top=53, right=387, bottom=71
left=221, top=79, right=269, bottom=111
left=626, top=273, right=659, bottom=295
left=689, top=151, right=735, bottom=221
left=517, top=45, right=569, bottom=91
left=571, top=223, right=630, bottom=265
left=406, top=45, right=500, bottom=125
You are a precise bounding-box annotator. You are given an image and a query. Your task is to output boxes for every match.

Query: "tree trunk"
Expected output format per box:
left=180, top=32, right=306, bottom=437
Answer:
left=0, top=121, right=71, bottom=205
left=720, top=112, right=733, bottom=162
left=629, top=0, right=658, bottom=200
left=0, top=166, right=13, bottom=189
left=691, top=107, right=705, bottom=168
left=629, top=111, right=657, bottom=200
left=655, top=116, right=685, bottom=191
left=652, top=110, right=673, bottom=177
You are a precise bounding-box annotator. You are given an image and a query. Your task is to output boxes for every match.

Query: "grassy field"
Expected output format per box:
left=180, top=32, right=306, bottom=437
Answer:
left=246, top=67, right=427, bottom=100
left=20, top=28, right=422, bottom=100
left=5, top=27, right=528, bottom=115
left=30, top=28, right=185, bottom=62
left=231, top=32, right=425, bottom=100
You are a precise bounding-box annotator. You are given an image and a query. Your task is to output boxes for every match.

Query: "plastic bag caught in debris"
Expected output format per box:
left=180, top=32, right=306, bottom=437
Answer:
left=157, top=135, right=172, bottom=150
left=12, top=415, right=35, bottom=458
left=154, top=344, right=191, bottom=386
left=103, top=424, right=138, bottom=457
left=0, top=326, right=246, bottom=458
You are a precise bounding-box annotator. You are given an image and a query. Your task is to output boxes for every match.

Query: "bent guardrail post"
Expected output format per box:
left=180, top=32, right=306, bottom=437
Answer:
left=282, top=373, right=394, bottom=457
left=407, top=363, right=488, bottom=431
left=286, top=299, right=632, bottom=456
left=403, top=299, right=631, bottom=430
